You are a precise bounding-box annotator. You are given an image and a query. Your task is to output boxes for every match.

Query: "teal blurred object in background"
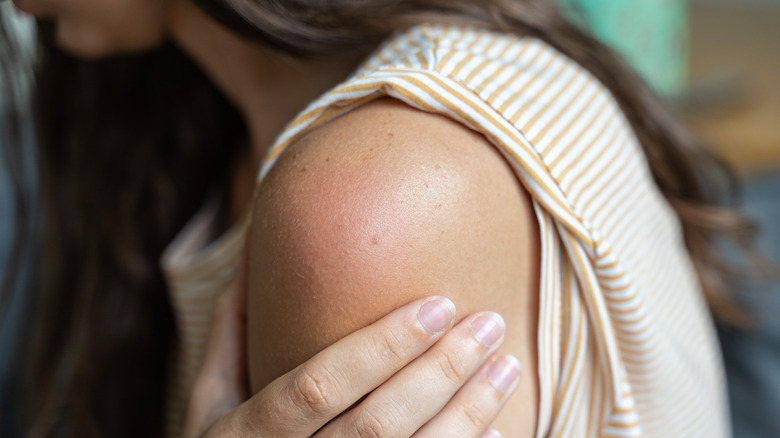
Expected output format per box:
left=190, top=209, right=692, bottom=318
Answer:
left=557, top=0, right=689, bottom=98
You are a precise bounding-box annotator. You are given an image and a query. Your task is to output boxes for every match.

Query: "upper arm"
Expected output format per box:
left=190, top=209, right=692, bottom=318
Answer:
left=247, top=98, right=539, bottom=435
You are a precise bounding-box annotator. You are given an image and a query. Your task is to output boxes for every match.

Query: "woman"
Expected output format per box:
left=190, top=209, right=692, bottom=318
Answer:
left=1, top=0, right=754, bottom=436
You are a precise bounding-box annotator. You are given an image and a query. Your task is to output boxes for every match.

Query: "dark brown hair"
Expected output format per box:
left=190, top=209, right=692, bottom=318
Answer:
left=1, top=0, right=758, bottom=436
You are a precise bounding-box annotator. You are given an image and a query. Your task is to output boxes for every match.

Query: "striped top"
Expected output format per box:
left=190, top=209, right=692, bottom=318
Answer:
left=161, top=24, right=730, bottom=438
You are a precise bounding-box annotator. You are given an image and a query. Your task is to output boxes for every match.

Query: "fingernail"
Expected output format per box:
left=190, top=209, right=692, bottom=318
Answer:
left=487, top=354, right=521, bottom=393
left=470, top=312, right=505, bottom=347
left=418, top=297, right=456, bottom=333
left=481, top=429, right=503, bottom=438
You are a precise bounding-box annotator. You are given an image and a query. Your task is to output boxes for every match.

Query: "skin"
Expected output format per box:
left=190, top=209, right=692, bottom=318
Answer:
left=12, top=0, right=169, bottom=57
left=249, top=99, right=540, bottom=436
left=15, top=0, right=541, bottom=435
left=183, top=267, right=522, bottom=437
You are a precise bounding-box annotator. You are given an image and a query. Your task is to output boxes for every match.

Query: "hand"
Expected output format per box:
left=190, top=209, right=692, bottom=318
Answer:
left=182, top=260, right=521, bottom=437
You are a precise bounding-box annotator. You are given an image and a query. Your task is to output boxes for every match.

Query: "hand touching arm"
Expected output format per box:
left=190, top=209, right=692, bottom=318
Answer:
left=248, top=98, right=540, bottom=436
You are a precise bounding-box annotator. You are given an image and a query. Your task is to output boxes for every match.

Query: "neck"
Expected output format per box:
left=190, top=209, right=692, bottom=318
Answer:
left=168, top=1, right=363, bottom=162
left=167, top=1, right=365, bottom=222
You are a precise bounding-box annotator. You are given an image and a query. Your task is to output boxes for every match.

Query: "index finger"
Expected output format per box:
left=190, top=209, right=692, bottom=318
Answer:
left=232, top=296, right=456, bottom=437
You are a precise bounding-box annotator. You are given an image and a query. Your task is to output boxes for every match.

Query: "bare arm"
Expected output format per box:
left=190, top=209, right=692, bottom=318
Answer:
left=247, top=98, right=540, bottom=436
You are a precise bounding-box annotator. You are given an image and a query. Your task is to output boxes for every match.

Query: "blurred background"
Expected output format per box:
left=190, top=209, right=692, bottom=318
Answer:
left=683, top=2, right=780, bottom=437
left=1, top=0, right=779, bottom=436
left=1, top=3, right=36, bottom=437
left=566, top=2, right=780, bottom=432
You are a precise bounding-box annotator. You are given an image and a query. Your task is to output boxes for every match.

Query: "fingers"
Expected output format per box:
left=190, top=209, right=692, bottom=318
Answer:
left=232, top=296, right=458, bottom=437
left=200, top=295, right=521, bottom=438
left=314, top=312, right=513, bottom=438
left=480, top=429, right=504, bottom=438
left=413, top=354, right=521, bottom=437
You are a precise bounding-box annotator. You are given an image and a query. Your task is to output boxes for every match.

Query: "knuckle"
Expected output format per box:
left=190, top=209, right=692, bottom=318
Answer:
left=434, top=349, right=469, bottom=384
left=289, top=364, right=341, bottom=416
left=351, top=407, right=400, bottom=438
left=370, top=329, right=407, bottom=366
left=461, top=402, right=491, bottom=432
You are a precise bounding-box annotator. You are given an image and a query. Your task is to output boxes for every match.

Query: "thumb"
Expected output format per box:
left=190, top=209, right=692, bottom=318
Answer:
left=181, top=249, right=249, bottom=437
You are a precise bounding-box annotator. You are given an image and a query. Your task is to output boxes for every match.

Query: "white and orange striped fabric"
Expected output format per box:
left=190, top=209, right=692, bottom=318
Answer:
left=161, top=24, right=730, bottom=438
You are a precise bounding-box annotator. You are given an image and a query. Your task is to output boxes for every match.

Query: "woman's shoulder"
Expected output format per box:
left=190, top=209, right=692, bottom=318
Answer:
left=249, top=96, right=541, bottom=436
left=255, top=97, right=535, bottom=237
